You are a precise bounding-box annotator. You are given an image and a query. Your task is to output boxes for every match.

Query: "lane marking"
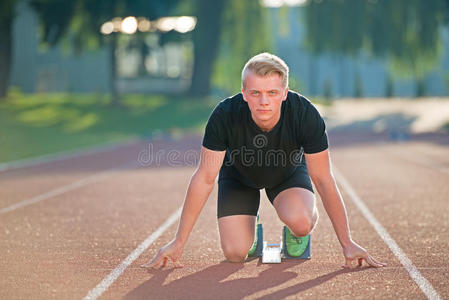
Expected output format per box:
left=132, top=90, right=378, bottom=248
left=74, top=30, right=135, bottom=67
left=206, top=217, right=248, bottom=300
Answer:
left=0, top=138, right=139, bottom=173
left=83, top=206, right=182, bottom=300
left=333, top=167, right=443, bottom=300
left=0, top=161, right=137, bottom=215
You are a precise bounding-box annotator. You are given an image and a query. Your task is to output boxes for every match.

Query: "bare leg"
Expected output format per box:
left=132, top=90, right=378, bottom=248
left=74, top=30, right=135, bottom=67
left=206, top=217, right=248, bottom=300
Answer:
left=218, top=215, right=256, bottom=262
left=273, top=187, right=318, bottom=237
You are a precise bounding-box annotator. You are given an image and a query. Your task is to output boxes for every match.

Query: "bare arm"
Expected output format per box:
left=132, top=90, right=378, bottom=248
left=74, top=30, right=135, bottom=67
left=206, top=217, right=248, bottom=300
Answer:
left=142, top=146, right=225, bottom=268
left=175, top=147, right=226, bottom=244
left=305, top=149, right=385, bottom=268
left=305, top=150, right=351, bottom=247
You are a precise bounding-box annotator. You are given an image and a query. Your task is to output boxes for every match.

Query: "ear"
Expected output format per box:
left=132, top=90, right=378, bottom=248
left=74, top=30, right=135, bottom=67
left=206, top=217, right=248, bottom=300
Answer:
left=282, top=87, right=289, bottom=101
left=241, top=88, right=248, bottom=102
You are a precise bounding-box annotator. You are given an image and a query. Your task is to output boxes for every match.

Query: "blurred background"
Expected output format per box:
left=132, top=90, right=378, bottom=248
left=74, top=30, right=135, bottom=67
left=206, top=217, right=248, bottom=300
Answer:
left=1, top=0, right=449, bottom=163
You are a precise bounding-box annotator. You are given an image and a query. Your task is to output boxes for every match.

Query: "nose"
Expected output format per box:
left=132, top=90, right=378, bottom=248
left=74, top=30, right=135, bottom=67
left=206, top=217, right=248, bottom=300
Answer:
left=260, top=94, right=269, bottom=106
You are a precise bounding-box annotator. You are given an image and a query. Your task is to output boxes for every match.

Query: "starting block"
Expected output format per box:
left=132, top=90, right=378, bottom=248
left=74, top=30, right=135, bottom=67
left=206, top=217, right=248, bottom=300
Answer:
left=262, top=241, right=282, bottom=263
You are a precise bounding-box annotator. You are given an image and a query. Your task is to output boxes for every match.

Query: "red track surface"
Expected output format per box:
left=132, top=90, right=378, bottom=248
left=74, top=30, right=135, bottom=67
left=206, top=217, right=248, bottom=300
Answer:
left=0, top=132, right=448, bottom=299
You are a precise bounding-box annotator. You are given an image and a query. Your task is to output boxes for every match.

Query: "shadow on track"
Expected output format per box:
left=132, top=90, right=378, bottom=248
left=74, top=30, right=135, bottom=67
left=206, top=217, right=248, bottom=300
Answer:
left=125, top=261, right=368, bottom=299
left=126, top=261, right=295, bottom=299
left=257, top=267, right=369, bottom=299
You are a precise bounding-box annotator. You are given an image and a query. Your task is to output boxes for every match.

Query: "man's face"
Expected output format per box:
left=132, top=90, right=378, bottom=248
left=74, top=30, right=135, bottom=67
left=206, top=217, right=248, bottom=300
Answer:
left=241, top=71, right=288, bottom=131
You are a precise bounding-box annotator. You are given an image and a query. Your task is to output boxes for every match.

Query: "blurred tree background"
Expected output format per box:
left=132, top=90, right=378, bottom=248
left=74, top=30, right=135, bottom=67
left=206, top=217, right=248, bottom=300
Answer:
left=1, top=0, right=449, bottom=99
left=0, top=0, right=18, bottom=98
left=303, top=0, right=448, bottom=97
left=212, top=0, right=271, bottom=95
left=1, top=0, right=449, bottom=162
left=1, top=0, right=270, bottom=99
left=30, top=0, right=181, bottom=103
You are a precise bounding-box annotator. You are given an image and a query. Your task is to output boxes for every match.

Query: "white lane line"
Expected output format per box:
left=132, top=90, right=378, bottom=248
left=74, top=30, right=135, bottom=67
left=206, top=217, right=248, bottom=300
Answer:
left=83, top=206, right=182, bottom=300
left=0, top=161, right=137, bottom=215
left=333, top=167, right=443, bottom=300
left=0, top=138, right=139, bottom=173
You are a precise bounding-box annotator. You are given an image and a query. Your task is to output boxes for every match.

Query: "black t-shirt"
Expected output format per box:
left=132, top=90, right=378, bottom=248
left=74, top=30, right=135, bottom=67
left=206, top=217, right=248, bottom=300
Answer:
left=202, top=91, right=328, bottom=189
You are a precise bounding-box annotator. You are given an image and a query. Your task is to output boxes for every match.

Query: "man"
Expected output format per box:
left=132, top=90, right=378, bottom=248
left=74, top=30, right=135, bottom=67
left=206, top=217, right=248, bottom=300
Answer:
left=142, top=53, right=385, bottom=268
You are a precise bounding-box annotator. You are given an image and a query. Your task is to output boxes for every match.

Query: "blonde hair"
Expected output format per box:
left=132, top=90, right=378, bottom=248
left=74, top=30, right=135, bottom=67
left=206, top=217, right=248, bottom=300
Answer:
left=241, top=52, right=289, bottom=89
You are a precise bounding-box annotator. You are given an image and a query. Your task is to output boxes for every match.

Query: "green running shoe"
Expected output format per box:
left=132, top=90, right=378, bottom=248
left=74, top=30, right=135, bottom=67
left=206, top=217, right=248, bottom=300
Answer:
left=284, top=226, right=310, bottom=257
left=248, top=215, right=260, bottom=256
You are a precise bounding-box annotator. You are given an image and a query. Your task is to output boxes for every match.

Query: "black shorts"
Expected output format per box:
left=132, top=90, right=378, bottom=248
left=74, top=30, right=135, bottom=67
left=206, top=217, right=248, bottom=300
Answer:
left=217, top=164, right=314, bottom=218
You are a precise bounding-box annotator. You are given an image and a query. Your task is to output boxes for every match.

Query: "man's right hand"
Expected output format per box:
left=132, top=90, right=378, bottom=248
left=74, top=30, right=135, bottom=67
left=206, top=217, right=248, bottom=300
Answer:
left=141, top=239, right=184, bottom=269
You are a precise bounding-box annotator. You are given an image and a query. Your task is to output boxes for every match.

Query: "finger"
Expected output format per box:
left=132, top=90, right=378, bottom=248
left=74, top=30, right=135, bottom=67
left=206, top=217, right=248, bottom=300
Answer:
left=343, top=258, right=350, bottom=268
left=344, top=257, right=356, bottom=269
left=141, top=253, right=163, bottom=269
left=169, top=255, right=184, bottom=268
left=160, top=257, right=168, bottom=269
left=154, top=257, right=166, bottom=269
left=364, top=255, right=385, bottom=268
left=358, top=258, right=363, bottom=267
left=370, top=256, right=387, bottom=267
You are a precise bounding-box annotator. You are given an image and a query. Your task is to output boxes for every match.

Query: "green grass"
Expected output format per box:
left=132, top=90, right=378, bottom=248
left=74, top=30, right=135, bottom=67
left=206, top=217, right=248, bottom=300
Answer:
left=0, top=90, right=216, bottom=163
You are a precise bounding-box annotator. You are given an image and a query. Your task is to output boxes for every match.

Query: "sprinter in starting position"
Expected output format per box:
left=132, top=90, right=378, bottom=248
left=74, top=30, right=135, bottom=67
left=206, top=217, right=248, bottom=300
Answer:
left=142, top=53, right=386, bottom=269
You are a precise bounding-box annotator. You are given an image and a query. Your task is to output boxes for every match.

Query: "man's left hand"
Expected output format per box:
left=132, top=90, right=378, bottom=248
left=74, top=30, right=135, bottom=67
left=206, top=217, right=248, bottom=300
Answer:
left=343, top=240, right=386, bottom=268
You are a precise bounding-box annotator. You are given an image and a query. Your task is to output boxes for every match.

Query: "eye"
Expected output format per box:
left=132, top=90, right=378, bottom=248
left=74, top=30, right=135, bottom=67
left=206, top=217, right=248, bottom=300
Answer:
left=251, top=91, right=260, bottom=96
left=268, top=90, right=278, bottom=95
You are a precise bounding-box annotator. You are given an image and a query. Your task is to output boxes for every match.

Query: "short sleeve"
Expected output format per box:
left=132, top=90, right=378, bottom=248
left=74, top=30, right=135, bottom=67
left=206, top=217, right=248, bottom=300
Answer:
left=202, top=107, right=227, bottom=151
left=301, top=103, right=329, bottom=154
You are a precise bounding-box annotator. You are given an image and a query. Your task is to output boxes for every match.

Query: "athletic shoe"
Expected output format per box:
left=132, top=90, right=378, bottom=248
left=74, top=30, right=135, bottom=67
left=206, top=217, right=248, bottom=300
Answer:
left=284, top=226, right=310, bottom=257
left=248, top=214, right=260, bottom=256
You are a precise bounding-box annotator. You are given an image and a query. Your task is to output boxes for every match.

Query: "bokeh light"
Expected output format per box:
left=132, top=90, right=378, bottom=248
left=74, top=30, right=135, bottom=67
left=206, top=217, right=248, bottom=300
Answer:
left=100, top=22, right=114, bottom=35
left=175, top=16, right=196, bottom=33
left=137, top=17, right=151, bottom=32
left=121, top=16, right=138, bottom=34
left=157, top=17, right=177, bottom=32
left=112, top=17, right=122, bottom=32
left=101, top=16, right=196, bottom=35
left=260, top=0, right=307, bottom=7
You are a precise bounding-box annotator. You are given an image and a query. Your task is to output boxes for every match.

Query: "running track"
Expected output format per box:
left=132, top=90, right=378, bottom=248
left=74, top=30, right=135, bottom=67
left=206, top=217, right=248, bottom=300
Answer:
left=0, top=132, right=448, bottom=299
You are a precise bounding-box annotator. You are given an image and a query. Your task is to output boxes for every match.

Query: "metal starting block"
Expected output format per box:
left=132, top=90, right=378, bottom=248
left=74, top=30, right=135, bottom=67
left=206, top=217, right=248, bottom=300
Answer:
left=262, top=241, right=282, bottom=263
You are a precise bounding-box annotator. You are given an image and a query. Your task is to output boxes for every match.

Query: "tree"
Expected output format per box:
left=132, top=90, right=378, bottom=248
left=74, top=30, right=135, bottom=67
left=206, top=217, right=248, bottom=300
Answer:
left=0, top=0, right=80, bottom=98
left=186, top=0, right=271, bottom=96
left=302, top=0, right=447, bottom=97
left=379, top=0, right=444, bottom=96
left=303, top=0, right=367, bottom=97
left=212, top=0, right=271, bottom=94
left=188, top=0, right=227, bottom=96
left=5, top=0, right=270, bottom=99
left=0, top=0, right=19, bottom=98
left=30, top=0, right=180, bottom=103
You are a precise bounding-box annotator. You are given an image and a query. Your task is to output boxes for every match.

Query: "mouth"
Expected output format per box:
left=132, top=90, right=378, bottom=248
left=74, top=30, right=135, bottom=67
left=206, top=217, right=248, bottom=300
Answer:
left=257, top=109, right=271, bottom=113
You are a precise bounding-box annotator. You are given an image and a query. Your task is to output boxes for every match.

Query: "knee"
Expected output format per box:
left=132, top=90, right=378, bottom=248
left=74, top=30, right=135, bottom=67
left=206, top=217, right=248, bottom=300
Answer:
left=289, top=220, right=313, bottom=237
left=221, top=244, right=249, bottom=263
left=280, top=211, right=317, bottom=237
